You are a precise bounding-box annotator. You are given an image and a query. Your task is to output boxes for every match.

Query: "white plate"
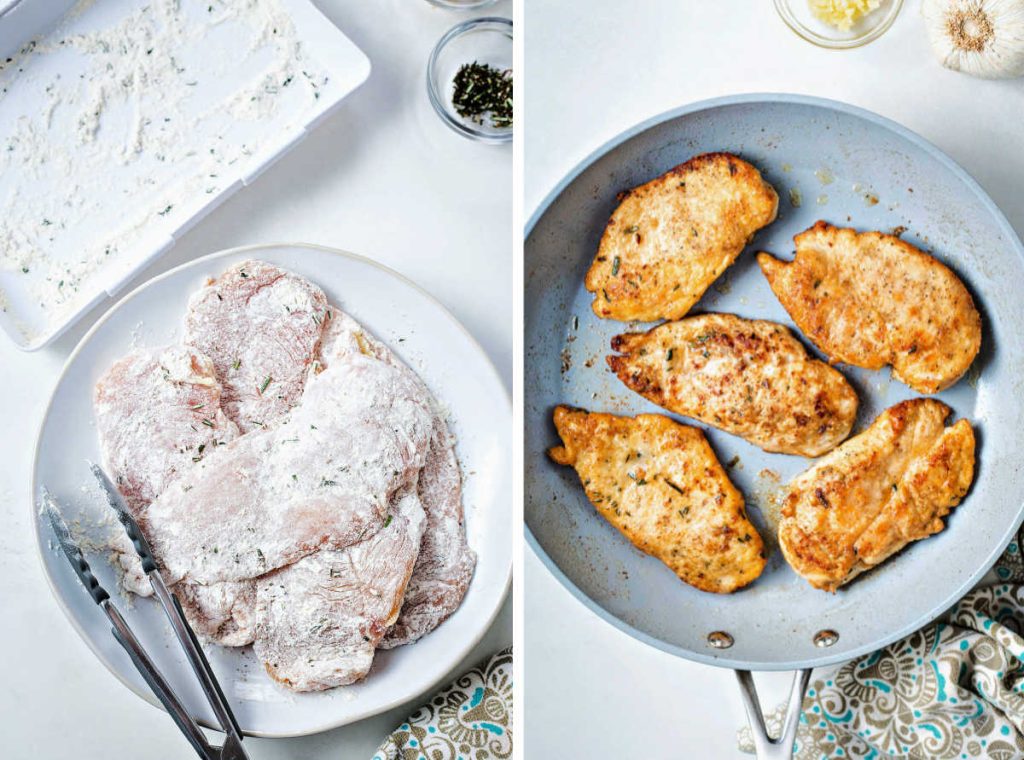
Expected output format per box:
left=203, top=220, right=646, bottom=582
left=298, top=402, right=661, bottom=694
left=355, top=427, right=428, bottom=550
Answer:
left=31, top=243, right=511, bottom=737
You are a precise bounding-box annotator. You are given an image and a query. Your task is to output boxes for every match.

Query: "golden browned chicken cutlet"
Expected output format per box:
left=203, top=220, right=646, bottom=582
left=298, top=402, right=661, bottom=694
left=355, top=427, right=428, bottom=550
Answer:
left=608, top=313, right=858, bottom=457
left=758, top=222, right=982, bottom=394
left=548, top=407, right=765, bottom=593
left=778, top=398, right=975, bottom=592
left=585, top=152, right=778, bottom=322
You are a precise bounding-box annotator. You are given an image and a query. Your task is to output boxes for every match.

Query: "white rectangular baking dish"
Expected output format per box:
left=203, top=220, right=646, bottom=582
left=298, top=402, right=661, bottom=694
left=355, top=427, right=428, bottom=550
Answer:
left=0, top=0, right=370, bottom=350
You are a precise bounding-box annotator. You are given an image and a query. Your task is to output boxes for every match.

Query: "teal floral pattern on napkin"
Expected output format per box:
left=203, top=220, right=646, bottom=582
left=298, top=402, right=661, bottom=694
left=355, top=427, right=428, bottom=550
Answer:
left=740, top=528, right=1024, bottom=759
left=373, top=648, right=512, bottom=760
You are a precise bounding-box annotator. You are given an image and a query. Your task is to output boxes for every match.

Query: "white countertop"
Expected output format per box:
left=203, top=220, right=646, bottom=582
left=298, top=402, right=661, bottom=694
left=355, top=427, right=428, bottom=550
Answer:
left=524, top=1, right=1024, bottom=757
left=0, top=1, right=511, bottom=758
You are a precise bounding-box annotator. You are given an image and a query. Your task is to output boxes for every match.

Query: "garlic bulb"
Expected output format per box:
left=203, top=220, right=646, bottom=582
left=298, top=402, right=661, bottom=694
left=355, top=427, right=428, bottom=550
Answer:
left=922, top=0, right=1024, bottom=78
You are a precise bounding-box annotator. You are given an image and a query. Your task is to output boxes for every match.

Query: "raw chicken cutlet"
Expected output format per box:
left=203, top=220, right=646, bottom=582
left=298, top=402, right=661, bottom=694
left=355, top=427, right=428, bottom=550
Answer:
left=184, top=295, right=475, bottom=655
left=316, top=309, right=476, bottom=649
left=586, top=152, right=778, bottom=322
left=549, top=407, right=765, bottom=594
left=94, top=345, right=254, bottom=643
left=608, top=313, right=858, bottom=457
left=175, top=581, right=258, bottom=647
left=141, top=337, right=435, bottom=586
left=758, top=222, right=982, bottom=394
left=380, top=418, right=474, bottom=648
left=170, top=261, right=334, bottom=642
left=94, top=345, right=239, bottom=513
left=245, top=310, right=470, bottom=687
left=778, top=398, right=975, bottom=592
left=96, top=262, right=474, bottom=686
left=254, top=487, right=426, bottom=691
left=183, top=260, right=328, bottom=433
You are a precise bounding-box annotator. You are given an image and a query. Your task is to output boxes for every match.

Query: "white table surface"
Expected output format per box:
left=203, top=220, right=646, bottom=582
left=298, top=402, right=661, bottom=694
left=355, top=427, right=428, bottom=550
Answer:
left=0, top=1, right=511, bottom=758
left=524, top=1, right=1024, bottom=757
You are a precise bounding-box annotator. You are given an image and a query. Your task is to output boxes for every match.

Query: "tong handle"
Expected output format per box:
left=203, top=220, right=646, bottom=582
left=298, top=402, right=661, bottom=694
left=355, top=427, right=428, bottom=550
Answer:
left=45, top=482, right=241, bottom=758
left=90, top=464, right=247, bottom=754
left=149, top=573, right=246, bottom=747
left=105, top=601, right=216, bottom=760
left=735, top=669, right=813, bottom=760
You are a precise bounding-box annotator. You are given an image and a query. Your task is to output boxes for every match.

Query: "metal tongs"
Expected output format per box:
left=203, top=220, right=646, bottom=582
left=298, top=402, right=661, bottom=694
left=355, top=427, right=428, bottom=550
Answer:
left=42, top=464, right=250, bottom=760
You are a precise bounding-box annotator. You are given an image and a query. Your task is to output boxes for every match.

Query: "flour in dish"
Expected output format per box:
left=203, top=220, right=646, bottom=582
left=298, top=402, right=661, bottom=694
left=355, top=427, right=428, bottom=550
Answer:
left=0, top=0, right=332, bottom=342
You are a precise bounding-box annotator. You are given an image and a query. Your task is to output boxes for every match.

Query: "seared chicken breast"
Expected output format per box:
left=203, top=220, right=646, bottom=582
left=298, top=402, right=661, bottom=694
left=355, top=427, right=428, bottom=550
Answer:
left=586, top=153, right=779, bottom=322
left=548, top=406, right=766, bottom=593
left=608, top=313, right=858, bottom=457
left=758, top=222, right=982, bottom=394
left=778, top=399, right=975, bottom=592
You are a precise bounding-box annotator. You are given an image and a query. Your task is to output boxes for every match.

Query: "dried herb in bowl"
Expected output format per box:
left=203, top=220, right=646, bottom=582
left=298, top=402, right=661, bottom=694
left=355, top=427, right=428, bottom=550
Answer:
left=451, top=61, right=512, bottom=129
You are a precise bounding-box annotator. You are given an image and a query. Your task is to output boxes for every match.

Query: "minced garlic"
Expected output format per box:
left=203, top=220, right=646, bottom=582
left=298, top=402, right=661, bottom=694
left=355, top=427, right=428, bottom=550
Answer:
left=809, top=0, right=881, bottom=31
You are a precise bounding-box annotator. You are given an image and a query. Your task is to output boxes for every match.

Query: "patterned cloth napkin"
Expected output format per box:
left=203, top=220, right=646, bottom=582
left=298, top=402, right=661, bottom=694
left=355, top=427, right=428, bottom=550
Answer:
left=372, top=648, right=513, bottom=760
left=739, top=527, right=1024, bottom=759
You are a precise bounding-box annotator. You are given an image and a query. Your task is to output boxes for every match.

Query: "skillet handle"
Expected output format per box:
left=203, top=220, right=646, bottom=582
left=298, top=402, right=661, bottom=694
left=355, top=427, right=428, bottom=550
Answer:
left=735, top=668, right=812, bottom=760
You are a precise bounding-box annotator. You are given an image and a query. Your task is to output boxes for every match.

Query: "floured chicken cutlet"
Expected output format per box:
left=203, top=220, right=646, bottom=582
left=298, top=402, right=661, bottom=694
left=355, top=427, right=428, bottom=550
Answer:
left=608, top=313, right=858, bottom=457
left=758, top=222, right=982, bottom=394
left=170, top=261, right=333, bottom=641
left=549, top=407, right=765, bottom=594
left=94, top=345, right=239, bottom=513
left=254, top=487, right=426, bottom=691
left=94, top=345, right=255, bottom=644
left=778, top=399, right=975, bottom=592
left=184, top=260, right=328, bottom=433
left=97, top=262, right=474, bottom=688
left=586, top=152, right=778, bottom=322
left=381, top=417, right=475, bottom=648
left=316, top=309, right=476, bottom=649
left=175, top=581, right=257, bottom=647
left=141, top=345, right=434, bottom=585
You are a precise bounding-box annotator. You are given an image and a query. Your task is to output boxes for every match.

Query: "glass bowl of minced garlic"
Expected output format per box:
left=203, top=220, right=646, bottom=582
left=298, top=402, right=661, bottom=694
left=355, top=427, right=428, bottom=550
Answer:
left=775, top=0, right=903, bottom=48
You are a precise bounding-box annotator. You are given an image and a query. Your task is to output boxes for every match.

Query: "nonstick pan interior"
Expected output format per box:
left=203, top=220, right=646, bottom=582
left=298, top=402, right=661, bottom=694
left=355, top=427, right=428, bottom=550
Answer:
left=525, top=94, right=1024, bottom=670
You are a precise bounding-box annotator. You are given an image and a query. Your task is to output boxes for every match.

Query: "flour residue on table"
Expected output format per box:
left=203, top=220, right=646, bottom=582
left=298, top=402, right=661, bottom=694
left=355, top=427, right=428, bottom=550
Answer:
left=0, top=0, right=331, bottom=342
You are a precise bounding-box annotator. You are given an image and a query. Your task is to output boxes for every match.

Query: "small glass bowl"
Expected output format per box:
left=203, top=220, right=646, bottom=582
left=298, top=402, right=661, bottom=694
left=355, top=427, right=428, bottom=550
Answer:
left=426, top=17, right=512, bottom=143
left=774, top=0, right=903, bottom=49
left=423, top=0, right=499, bottom=8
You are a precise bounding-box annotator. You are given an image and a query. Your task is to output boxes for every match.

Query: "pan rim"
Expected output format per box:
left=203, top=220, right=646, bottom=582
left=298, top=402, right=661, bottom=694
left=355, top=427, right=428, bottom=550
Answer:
left=524, top=91, right=1024, bottom=671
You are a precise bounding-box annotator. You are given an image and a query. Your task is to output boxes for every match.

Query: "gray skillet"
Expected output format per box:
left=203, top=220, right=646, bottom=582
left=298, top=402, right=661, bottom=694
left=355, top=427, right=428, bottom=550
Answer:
left=524, top=93, right=1024, bottom=757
